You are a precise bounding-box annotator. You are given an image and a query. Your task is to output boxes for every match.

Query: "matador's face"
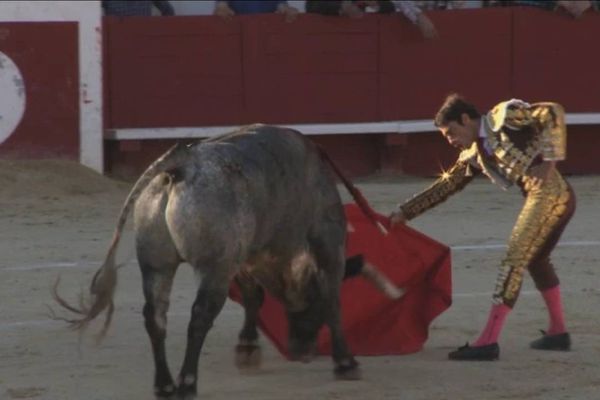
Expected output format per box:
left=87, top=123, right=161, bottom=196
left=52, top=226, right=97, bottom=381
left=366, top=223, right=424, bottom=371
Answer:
left=438, top=114, right=479, bottom=149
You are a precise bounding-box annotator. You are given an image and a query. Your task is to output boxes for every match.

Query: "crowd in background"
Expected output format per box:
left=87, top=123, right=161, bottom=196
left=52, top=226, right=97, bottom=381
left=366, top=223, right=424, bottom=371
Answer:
left=102, top=1, right=600, bottom=19
left=101, top=0, right=600, bottom=43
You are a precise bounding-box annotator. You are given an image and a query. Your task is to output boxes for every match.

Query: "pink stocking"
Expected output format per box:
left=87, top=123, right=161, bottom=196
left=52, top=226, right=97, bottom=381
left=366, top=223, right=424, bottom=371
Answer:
left=541, top=286, right=566, bottom=335
left=473, top=303, right=511, bottom=346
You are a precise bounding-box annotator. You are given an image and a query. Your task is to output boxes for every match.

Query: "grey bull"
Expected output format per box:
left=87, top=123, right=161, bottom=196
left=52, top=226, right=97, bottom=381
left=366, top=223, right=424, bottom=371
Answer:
left=54, top=125, right=363, bottom=399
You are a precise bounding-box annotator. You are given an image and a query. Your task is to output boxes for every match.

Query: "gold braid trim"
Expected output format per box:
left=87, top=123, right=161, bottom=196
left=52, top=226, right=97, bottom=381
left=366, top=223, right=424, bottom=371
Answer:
left=399, top=161, right=475, bottom=221
left=485, top=102, right=535, bottom=181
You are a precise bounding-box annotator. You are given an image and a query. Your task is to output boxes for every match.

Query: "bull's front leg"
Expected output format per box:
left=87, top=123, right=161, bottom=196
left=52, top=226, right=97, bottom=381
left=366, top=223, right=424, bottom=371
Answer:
left=325, top=287, right=360, bottom=380
left=312, top=239, right=361, bottom=381
left=176, top=274, right=228, bottom=399
left=234, top=272, right=264, bottom=369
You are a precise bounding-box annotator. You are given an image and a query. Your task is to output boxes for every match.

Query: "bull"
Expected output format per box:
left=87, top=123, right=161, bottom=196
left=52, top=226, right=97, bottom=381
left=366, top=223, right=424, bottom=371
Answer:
left=54, top=125, right=364, bottom=399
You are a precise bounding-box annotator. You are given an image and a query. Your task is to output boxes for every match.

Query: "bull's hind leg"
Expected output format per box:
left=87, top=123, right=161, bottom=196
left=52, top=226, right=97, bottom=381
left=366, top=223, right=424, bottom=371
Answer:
left=176, top=270, right=229, bottom=399
left=234, top=272, right=264, bottom=369
left=139, top=258, right=179, bottom=399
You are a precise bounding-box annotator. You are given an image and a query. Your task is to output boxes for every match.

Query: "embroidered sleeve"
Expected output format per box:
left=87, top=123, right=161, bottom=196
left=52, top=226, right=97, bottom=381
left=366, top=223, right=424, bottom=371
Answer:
left=531, top=102, right=567, bottom=161
left=399, top=160, right=476, bottom=221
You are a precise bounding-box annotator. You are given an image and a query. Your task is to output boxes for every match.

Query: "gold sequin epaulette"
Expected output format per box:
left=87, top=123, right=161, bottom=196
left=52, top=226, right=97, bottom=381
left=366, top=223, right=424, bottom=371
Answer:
left=486, top=99, right=533, bottom=132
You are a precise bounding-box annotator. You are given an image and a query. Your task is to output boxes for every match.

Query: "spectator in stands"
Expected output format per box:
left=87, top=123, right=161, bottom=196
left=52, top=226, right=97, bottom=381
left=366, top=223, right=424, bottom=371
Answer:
left=391, top=94, right=575, bottom=361
left=416, top=1, right=471, bottom=9
left=102, top=0, right=175, bottom=16
left=484, top=0, right=595, bottom=18
left=556, top=0, right=596, bottom=17
left=306, top=0, right=395, bottom=16
left=213, top=1, right=299, bottom=22
left=306, top=1, right=438, bottom=39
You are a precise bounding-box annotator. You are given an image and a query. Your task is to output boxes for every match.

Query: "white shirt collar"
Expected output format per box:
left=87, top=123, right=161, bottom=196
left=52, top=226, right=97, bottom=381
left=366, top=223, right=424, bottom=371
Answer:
left=478, top=118, right=493, bottom=155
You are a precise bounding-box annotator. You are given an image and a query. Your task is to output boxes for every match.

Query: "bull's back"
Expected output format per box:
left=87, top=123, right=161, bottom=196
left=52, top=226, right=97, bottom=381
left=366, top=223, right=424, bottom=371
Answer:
left=219, top=126, right=342, bottom=235
left=164, top=126, right=343, bottom=262
left=231, top=125, right=340, bottom=210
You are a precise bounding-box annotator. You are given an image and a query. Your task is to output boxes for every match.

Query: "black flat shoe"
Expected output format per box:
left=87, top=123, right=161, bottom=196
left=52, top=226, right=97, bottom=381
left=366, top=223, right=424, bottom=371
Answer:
left=448, top=342, right=499, bottom=361
left=530, top=330, right=571, bottom=351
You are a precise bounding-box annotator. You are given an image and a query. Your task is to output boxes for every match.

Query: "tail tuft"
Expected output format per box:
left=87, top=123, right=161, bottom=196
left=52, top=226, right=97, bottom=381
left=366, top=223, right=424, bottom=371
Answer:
left=51, top=253, right=118, bottom=342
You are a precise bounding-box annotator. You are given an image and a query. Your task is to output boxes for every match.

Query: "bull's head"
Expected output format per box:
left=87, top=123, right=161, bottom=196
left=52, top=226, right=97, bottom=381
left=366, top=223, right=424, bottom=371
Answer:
left=286, top=271, right=328, bottom=362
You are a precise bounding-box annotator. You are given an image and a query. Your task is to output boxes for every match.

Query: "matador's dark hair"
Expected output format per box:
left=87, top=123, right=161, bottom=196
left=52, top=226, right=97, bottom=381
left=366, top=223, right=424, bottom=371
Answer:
left=434, top=93, right=481, bottom=127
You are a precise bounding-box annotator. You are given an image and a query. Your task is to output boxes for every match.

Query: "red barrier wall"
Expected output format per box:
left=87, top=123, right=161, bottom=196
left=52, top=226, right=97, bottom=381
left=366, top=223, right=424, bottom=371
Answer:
left=0, top=22, right=78, bottom=159
left=512, top=8, right=600, bottom=110
left=380, top=8, right=513, bottom=120
left=105, top=16, right=244, bottom=127
left=102, top=9, right=600, bottom=178
left=243, top=14, right=379, bottom=123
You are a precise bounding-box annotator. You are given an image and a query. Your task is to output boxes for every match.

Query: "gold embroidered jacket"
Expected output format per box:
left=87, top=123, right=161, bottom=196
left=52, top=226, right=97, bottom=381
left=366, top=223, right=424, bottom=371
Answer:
left=400, top=100, right=567, bottom=221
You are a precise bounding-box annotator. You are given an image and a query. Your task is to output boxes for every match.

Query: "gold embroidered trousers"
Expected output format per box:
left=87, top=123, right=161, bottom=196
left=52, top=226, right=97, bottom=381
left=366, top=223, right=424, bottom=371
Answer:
left=493, top=169, right=576, bottom=307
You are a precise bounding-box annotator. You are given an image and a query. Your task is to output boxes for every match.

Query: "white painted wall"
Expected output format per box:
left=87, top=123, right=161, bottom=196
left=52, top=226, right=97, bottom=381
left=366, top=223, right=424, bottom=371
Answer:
left=0, top=0, right=103, bottom=172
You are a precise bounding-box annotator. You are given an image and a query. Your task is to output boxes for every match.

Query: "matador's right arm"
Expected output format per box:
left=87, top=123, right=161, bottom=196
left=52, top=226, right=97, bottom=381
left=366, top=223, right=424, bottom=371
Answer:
left=398, top=160, right=478, bottom=221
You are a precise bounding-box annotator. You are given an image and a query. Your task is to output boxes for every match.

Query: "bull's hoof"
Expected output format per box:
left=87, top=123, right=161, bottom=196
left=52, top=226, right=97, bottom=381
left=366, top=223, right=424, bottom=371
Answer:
left=154, top=384, right=176, bottom=399
left=175, top=387, right=197, bottom=400
left=235, top=343, right=262, bottom=369
left=175, top=393, right=197, bottom=400
left=334, top=358, right=361, bottom=381
left=175, top=374, right=197, bottom=400
left=155, top=393, right=177, bottom=400
left=299, top=353, right=316, bottom=363
left=288, top=350, right=316, bottom=363
left=288, top=341, right=317, bottom=363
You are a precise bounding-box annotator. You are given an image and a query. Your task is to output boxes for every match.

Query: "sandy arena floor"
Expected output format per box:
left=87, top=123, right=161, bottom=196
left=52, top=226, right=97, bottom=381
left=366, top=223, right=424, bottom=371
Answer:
left=1, top=159, right=599, bottom=400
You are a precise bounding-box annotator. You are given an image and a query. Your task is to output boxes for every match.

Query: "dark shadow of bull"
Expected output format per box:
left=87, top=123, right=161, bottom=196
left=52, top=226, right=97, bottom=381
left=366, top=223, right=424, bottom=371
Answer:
left=53, top=125, right=369, bottom=399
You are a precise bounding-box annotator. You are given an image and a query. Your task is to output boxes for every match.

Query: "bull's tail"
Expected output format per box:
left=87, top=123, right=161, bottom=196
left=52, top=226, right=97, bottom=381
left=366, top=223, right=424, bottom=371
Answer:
left=52, top=141, right=191, bottom=340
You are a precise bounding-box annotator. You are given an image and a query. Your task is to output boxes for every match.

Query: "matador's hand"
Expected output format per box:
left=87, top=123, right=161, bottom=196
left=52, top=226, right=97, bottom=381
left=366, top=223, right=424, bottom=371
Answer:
left=214, top=1, right=235, bottom=19
left=340, top=1, right=364, bottom=18
left=556, top=0, right=591, bottom=18
left=416, top=13, right=438, bottom=40
left=277, top=3, right=299, bottom=22
left=390, top=210, right=407, bottom=227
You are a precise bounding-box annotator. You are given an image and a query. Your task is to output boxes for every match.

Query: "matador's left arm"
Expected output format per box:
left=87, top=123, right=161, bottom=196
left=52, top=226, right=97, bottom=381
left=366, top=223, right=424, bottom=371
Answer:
left=531, top=102, right=567, bottom=161
left=398, top=160, right=479, bottom=221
